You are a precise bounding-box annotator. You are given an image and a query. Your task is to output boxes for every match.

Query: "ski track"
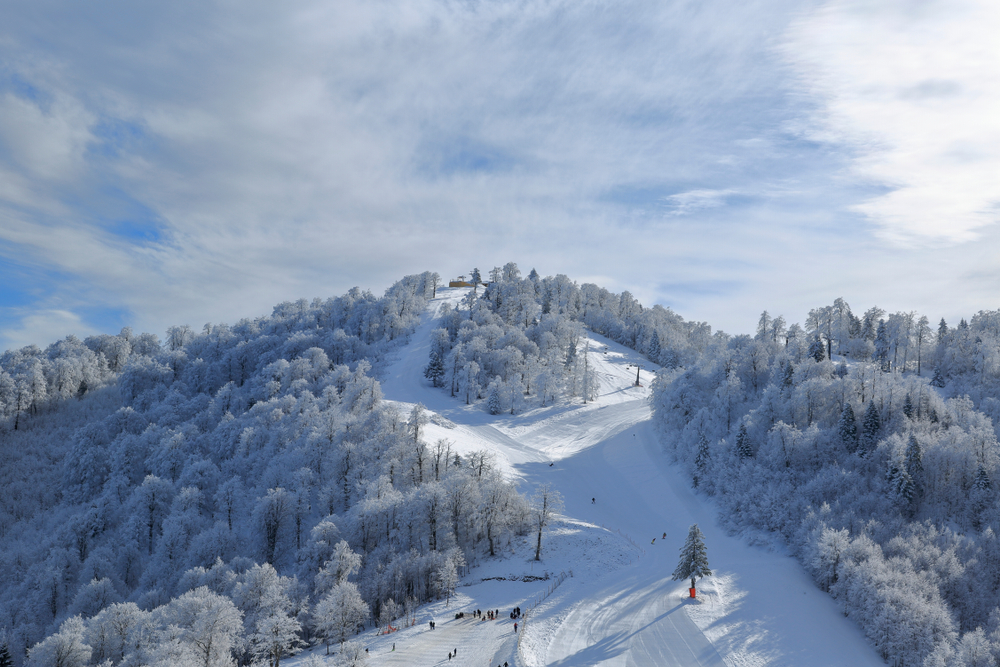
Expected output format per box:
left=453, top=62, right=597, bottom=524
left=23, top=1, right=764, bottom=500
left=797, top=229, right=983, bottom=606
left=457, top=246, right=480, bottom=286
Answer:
left=289, top=287, right=886, bottom=667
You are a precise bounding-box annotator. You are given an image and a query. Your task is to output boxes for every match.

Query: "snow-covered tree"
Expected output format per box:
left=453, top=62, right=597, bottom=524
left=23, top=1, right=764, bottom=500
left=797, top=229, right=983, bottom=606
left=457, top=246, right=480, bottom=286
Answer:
left=672, top=524, right=712, bottom=594
left=313, top=582, right=369, bottom=653
left=162, top=586, right=243, bottom=667
left=531, top=484, right=564, bottom=561
left=27, top=616, right=91, bottom=667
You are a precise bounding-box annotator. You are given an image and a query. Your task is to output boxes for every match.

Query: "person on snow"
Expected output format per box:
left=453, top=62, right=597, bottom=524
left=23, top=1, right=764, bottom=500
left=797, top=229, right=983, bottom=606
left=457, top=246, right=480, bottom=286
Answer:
left=514, top=622, right=518, bottom=633
left=651, top=538, right=656, bottom=544
left=592, top=497, right=595, bottom=504
left=662, top=532, right=666, bottom=539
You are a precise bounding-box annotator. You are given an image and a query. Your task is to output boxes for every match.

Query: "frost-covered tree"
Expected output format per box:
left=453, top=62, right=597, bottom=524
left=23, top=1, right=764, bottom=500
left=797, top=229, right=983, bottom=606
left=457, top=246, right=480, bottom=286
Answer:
left=858, top=401, right=880, bottom=458
left=27, top=616, right=91, bottom=667
left=808, top=336, right=826, bottom=363
left=672, top=524, right=712, bottom=594
left=531, top=484, right=564, bottom=561
left=162, top=586, right=243, bottom=667
left=735, top=424, right=753, bottom=460
left=837, top=403, right=858, bottom=453
left=312, top=582, right=369, bottom=653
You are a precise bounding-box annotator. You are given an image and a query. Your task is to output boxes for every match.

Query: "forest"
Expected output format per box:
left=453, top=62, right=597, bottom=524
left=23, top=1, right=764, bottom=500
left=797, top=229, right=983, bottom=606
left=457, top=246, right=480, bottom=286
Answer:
left=5, top=265, right=1000, bottom=667
left=651, top=303, right=1000, bottom=667
left=0, top=272, right=531, bottom=667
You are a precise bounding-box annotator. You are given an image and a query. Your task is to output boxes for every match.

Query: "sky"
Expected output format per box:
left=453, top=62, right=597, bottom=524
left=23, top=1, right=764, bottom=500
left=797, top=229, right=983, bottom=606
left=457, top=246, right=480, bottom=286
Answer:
left=1, top=0, right=999, bottom=352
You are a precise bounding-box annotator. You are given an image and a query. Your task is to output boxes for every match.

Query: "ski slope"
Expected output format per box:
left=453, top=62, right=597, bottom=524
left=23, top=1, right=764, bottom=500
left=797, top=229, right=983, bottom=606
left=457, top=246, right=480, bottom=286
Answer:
left=290, top=287, right=886, bottom=667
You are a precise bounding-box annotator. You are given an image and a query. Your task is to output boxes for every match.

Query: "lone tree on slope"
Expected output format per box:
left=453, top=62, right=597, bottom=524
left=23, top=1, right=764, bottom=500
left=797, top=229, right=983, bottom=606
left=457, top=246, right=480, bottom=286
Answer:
left=532, top=484, right=564, bottom=561
left=672, top=524, right=712, bottom=596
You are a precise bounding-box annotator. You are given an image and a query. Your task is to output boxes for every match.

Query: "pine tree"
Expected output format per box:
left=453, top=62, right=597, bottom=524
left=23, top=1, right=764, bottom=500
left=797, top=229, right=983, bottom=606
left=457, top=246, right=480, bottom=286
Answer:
left=885, top=463, right=916, bottom=516
left=736, top=424, right=753, bottom=460
left=902, top=394, right=914, bottom=419
left=782, top=362, right=794, bottom=388
left=672, top=524, right=712, bottom=593
left=975, top=466, right=992, bottom=492
left=873, top=320, right=891, bottom=371
left=694, top=434, right=710, bottom=488
left=837, top=403, right=858, bottom=452
left=931, top=366, right=946, bottom=388
left=905, top=435, right=923, bottom=476
left=648, top=331, right=661, bottom=365
left=808, top=336, right=825, bottom=362
left=0, top=641, right=11, bottom=667
left=424, top=355, right=445, bottom=387
left=486, top=382, right=502, bottom=415
left=858, top=401, right=880, bottom=458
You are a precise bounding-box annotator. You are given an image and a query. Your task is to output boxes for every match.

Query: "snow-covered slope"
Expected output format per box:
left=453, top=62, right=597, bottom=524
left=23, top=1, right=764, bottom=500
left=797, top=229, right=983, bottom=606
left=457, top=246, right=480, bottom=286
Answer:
left=291, top=287, right=885, bottom=667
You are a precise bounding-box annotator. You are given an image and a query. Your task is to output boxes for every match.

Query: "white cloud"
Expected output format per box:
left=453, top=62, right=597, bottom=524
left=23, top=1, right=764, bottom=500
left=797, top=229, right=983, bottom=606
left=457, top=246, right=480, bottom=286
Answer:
left=665, top=189, right=738, bottom=216
left=783, top=0, right=1000, bottom=245
left=0, top=309, right=99, bottom=352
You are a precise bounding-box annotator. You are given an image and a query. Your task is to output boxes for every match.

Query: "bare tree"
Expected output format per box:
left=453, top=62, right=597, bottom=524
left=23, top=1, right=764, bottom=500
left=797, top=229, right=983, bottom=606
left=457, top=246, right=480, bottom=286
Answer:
left=531, top=484, right=564, bottom=561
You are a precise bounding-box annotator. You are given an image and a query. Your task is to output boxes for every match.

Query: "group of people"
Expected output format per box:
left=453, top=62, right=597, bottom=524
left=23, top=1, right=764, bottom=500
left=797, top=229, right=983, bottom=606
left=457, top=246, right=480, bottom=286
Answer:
left=651, top=531, right=666, bottom=544
left=475, top=608, right=501, bottom=620
left=447, top=648, right=458, bottom=660
left=509, top=606, right=522, bottom=620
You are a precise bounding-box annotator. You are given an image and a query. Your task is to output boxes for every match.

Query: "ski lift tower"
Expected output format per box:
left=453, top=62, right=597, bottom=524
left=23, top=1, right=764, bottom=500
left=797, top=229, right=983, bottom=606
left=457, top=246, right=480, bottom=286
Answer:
left=634, top=363, right=642, bottom=387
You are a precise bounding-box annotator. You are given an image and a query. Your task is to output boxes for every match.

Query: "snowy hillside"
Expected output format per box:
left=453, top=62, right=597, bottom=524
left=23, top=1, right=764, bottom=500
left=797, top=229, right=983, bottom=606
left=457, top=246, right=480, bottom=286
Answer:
left=287, top=287, right=885, bottom=667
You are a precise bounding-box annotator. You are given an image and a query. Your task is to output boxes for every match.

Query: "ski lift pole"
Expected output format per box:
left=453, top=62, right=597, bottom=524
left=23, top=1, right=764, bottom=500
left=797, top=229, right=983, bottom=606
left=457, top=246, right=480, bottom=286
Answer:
left=634, top=364, right=642, bottom=387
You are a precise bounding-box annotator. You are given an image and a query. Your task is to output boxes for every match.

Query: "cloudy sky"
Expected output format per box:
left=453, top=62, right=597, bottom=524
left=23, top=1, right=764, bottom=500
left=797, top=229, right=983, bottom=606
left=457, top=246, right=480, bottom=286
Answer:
left=1, top=0, right=998, bottom=351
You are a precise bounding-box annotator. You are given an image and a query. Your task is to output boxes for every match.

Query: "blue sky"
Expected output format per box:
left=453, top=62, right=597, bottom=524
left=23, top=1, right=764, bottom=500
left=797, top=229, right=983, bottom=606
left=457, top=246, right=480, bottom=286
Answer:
left=1, top=0, right=998, bottom=351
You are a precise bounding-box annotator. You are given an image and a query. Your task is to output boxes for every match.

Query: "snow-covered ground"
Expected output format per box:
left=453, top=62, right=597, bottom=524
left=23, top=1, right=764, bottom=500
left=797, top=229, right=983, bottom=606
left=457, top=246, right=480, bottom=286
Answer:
left=289, top=287, right=886, bottom=667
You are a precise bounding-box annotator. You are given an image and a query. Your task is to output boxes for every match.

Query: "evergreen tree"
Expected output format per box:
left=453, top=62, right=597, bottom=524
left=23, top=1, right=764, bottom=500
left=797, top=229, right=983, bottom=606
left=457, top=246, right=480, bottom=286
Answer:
left=938, top=317, right=949, bottom=339
left=486, top=382, right=503, bottom=416
left=782, top=361, right=794, bottom=388
left=837, top=403, right=858, bottom=452
left=672, top=524, right=712, bottom=593
left=873, top=320, right=891, bottom=371
left=736, top=424, right=753, bottom=460
left=808, top=336, right=825, bottom=362
left=648, top=331, right=661, bottom=365
left=470, top=268, right=482, bottom=293
left=975, top=466, right=992, bottom=492
left=905, top=434, right=923, bottom=477
left=885, top=463, right=916, bottom=516
left=694, top=434, right=710, bottom=488
left=902, top=394, right=914, bottom=419
left=836, top=361, right=848, bottom=378
left=0, top=641, right=11, bottom=667
left=424, top=355, right=445, bottom=388
left=858, top=401, right=880, bottom=458
left=931, top=366, right=946, bottom=388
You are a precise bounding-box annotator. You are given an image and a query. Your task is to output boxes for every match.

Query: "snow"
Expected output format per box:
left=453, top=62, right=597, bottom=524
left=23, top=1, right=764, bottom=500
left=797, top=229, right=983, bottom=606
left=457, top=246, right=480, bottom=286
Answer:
left=289, top=287, right=885, bottom=667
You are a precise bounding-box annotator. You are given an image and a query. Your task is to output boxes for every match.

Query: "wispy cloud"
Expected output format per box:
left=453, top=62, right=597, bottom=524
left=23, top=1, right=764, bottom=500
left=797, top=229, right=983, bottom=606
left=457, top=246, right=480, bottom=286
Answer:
left=783, top=0, right=1000, bottom=245
left=0, top=0, right=995, bottom=348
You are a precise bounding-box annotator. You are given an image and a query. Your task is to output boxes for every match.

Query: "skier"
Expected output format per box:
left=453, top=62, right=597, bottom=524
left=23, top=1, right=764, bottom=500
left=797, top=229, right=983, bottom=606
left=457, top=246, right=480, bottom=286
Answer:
left=592, top=497, right=595, bottom=504
left=651, top=538, right=655, bottom=544
left=514, top=622, right=518, bottom=633
left=392, top=643, right=395, bottom=651
left=663, top=532, right=666, bottom=540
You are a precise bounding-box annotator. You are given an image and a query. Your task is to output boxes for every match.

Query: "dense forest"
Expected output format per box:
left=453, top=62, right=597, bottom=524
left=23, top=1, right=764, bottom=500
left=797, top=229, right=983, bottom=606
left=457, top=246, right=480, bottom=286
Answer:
left=7, top=265, right=1000, bottom=667
left=423, top=262, right=711, bottom=413
left=0, top=272, right=531, bottom=667
left=652, top=303, right=1000, bottom=667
